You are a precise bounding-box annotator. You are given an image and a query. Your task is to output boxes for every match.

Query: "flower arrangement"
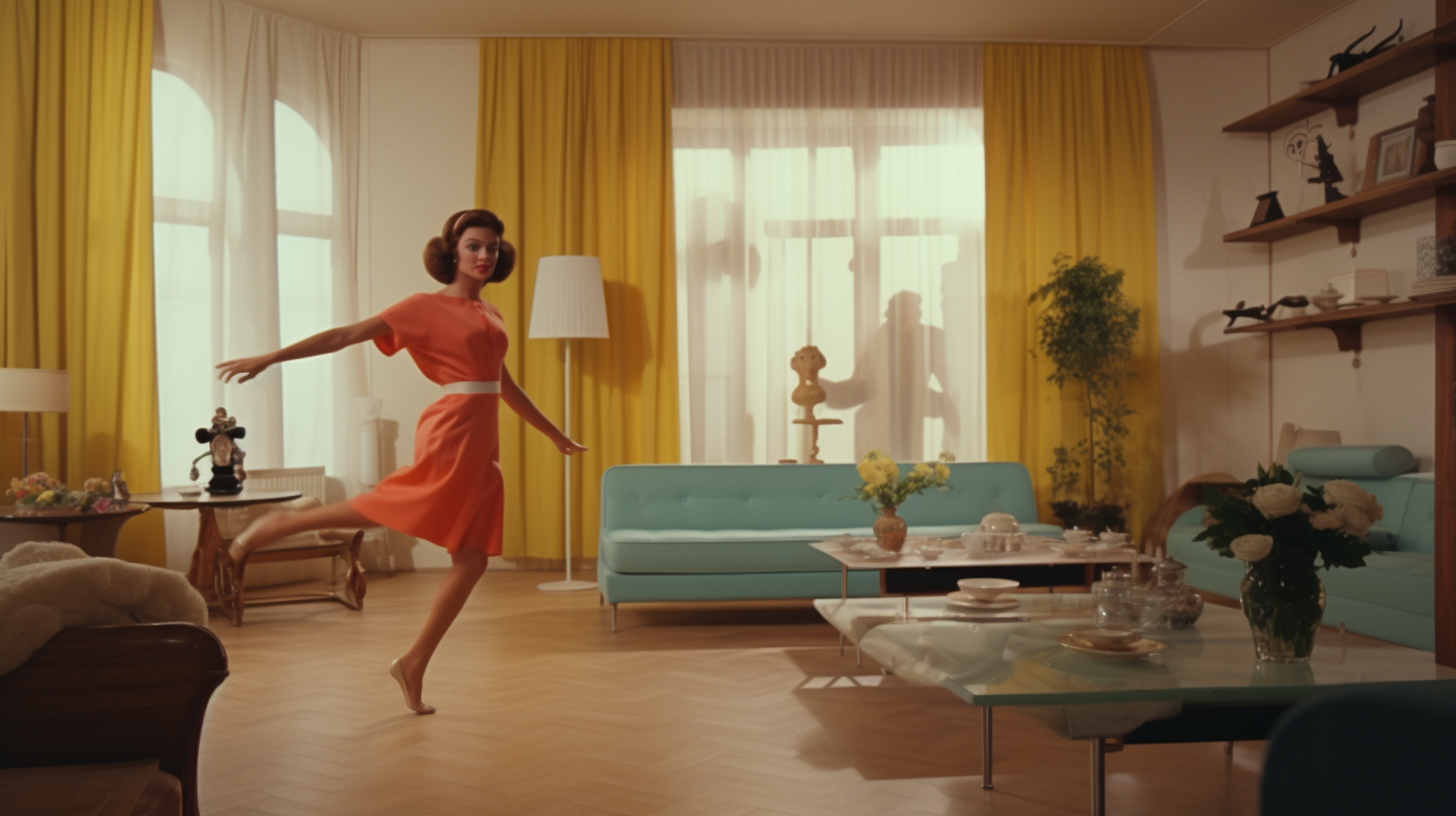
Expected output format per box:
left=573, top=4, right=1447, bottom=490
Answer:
left=6, top=472, right=126, bottom=515
left=1195, top=463, right=1378, bottom=661
left=850, top=450, right=955, bottom=509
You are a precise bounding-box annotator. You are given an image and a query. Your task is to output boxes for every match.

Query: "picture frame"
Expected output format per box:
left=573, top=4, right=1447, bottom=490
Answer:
left=1362, top=120, right=1419, bottom=192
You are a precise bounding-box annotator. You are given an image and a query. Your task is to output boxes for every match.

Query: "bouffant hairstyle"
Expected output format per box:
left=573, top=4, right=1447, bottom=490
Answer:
left=423, top=209, right=516, bottom=284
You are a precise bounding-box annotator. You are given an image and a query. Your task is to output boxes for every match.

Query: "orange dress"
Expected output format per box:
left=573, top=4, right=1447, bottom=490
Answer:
left=349, top=292, right=508, bottom=555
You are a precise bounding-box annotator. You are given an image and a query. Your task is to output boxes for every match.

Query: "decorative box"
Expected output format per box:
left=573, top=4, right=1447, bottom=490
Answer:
left=1330, top=269, right=1388, bottom=304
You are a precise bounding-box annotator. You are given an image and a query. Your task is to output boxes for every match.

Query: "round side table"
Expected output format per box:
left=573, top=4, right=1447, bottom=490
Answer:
left=130, top=489, right=302, bottom=602
left=0, top=504, right=152, bottom=558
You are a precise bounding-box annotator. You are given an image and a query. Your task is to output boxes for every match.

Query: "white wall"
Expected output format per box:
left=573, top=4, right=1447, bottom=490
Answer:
left=359, top=38, right=480, bottom=570
left=1267, top=0, right=1436, bottom=472
left=1151, top=0, right=1439, bottom=487
left=1149, top=47, right=1272, bottom=486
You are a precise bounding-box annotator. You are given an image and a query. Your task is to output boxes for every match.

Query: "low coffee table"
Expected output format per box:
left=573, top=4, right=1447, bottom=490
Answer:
left=815, top=595, right=1456, bottom=816
left=810, top=538, right=1148, bottom=600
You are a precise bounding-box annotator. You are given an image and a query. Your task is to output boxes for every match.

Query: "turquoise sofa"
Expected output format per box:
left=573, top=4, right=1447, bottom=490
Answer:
left=1165, top=446, right=1435, bottom=651
left=597, top=462, right=1061, bottom=628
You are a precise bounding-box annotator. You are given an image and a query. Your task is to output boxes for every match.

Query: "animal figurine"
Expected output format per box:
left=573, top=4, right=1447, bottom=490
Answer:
left=1327, top=20, right=1403, bottom=77
left=1223, top=296, right=1311, bottom=327
left=188, top=407, right=248, bottom=495
left=1222, top=301, right=1269, bottom=328
left=1307, top=135, right=1346, bottom=204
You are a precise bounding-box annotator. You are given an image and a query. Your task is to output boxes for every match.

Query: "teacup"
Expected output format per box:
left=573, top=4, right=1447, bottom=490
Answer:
left=1099, top=531, right=1131, bottom=548
left=1063, top=529, right=1095, bottom=545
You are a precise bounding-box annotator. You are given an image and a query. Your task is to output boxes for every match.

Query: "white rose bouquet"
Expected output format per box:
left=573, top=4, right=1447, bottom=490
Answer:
left=1195, top=462, right=1379, bottom=661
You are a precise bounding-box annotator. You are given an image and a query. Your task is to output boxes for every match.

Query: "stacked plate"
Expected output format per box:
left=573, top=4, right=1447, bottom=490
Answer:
left=1057, top=627, right=1165, bottom=661
left=945, top=578, right=1021, bottom=612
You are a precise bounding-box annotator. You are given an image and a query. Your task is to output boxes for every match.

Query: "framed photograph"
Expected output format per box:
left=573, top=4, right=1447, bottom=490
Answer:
left=1362, top=120, right=1418, bottom=192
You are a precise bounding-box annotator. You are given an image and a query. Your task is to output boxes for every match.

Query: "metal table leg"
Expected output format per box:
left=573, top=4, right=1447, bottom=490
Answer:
left=839, top=565, right=848, bottom=656
left=981, top=707, right=994, bottom=789
left=1090, top=738, right=1106, bottom=816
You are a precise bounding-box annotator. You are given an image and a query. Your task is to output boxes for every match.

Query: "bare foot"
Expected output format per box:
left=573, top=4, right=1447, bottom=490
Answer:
left=389, top=657, right=435, bottom=715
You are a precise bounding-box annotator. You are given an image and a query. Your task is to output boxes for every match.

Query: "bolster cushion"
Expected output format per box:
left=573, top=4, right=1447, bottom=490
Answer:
left=1286, top=445, right=1416, bottom=479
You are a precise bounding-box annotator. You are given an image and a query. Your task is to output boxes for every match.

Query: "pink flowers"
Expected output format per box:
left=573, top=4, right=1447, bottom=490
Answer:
left=6, top=472, right=125, bottom=513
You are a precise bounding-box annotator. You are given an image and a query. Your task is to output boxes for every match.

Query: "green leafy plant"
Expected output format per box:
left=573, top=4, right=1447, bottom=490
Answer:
left=1029, top=255, right=1140, bottom=530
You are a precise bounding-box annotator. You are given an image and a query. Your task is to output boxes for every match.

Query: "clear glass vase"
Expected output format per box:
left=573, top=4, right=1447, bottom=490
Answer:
left=872, top=506, right=908, bottom=553
left=1240, top=562, right=1325, bottom=663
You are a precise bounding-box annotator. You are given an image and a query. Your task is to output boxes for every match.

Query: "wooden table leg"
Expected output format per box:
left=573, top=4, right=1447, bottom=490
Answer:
left=185, top=508, right=223, bottom=603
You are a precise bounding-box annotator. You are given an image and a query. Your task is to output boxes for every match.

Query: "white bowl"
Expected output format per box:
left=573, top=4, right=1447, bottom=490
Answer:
left=956, top=577, right=1020, bottom=602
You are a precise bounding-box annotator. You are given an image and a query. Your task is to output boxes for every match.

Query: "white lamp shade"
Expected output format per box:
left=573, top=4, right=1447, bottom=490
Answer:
left=528, top=256, right=610, bottom=339
left=0, top=368, right=69, bottom=413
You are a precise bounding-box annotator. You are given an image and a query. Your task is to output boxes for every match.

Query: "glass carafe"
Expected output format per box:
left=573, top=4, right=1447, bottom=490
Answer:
left=1091, top=566, right=1137, bottom=628
left=1149, top=557, right=1204, bottom=629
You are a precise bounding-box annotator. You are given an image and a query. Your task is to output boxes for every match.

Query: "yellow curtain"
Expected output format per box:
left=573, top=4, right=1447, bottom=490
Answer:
left=984, top=44, right=1162, bottom=541
left=476, top=38, right=679, bottom=561
left=0, top=0, right=162, bottom=564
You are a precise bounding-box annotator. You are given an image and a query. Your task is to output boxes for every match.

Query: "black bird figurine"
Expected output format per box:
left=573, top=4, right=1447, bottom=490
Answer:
left=1307, top=136, right=1347, bottom=204
left=1327, top=20, right=1403, bottom=77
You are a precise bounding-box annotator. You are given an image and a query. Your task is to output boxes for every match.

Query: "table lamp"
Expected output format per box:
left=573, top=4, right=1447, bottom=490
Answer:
left=528, top=256, right=609, bottom=591
left=0, top=368, right=70, bottom=476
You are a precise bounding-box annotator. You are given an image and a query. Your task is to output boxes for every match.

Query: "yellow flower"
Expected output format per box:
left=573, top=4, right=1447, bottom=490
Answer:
left=911, top=463, right=932, bottom=481
left=856, top=460, right=878, bottom=483
left=877, top=458, right=899, bottom=482
left=36, top=490, right=58, bottom=506
left=934, top=463, right=950, bottom=481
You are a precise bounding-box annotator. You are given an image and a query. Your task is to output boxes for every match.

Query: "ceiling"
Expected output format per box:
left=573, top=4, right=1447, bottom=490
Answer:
left=243, top=0, right=1354, bottom=47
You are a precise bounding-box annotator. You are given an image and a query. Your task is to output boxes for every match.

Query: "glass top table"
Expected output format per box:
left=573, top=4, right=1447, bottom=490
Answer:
left=814, top=594, right=1456, bottom=815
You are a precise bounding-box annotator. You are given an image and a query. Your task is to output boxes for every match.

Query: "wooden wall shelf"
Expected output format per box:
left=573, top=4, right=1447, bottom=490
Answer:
left=1224, top=291, right=1456, bottom=354
left=1223, top=167, right=1456, bottom=245
left=1225, top=21, right=1456, bottom=132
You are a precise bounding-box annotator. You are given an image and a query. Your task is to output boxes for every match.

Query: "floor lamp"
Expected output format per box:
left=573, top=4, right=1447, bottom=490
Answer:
left=529, top=256, right=609, bottom=591
left=0, top=368, right=70, bottom=475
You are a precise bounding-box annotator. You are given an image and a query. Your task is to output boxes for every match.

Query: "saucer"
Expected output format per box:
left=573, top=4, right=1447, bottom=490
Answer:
left=858, top=550, right=903, bottom=562
left=946, top=592, right=1020, bottom=611
left=174, top=487, right=202, bottom=497
left=1058, top=633, right=1166, bottom=661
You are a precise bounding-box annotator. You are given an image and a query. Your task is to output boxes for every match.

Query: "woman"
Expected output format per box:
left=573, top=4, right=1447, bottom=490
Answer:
left=216, top=209, right=585, bottom=715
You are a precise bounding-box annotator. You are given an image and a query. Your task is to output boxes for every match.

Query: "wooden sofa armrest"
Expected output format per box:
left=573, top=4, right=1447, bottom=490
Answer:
left=0, top=623, right=228, bottom=816
left=1140, top=473, right=1243, bottom=558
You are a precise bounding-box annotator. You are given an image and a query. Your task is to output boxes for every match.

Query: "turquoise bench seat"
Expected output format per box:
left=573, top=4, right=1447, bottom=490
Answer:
left=597, top=462, right=1059, bottom=627
left=1166, top=446, right=1434, bottom=651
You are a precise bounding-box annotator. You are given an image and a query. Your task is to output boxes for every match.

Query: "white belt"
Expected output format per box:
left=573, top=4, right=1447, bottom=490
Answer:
left=442, top=381, right=501, bottom=395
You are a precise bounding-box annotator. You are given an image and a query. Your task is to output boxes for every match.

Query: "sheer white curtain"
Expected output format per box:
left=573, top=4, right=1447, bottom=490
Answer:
left=673, top=42, right=985, bottom=466
left=152, top=0, right=361, bottom=568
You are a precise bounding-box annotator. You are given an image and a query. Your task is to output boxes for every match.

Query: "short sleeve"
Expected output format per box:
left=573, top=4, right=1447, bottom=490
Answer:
left=373, top=293, right=430, bottom=357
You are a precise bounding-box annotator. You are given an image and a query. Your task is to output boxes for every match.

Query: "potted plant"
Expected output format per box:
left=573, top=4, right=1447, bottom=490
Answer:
left=849, top=450, right=954, bottom=552
left=1029, top=255, right=1141, bottom=532
left=1195, top=463, right=1377, bottom=662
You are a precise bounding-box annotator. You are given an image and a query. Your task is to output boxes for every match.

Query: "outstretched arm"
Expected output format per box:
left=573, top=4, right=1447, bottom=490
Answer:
left=216, top=316, right=390, bottom=384
left=500, top=364, right=588, bottom=456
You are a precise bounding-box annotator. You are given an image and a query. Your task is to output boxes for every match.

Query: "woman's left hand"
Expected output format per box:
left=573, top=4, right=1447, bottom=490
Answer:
left=554, top=435, right=588, bottom=456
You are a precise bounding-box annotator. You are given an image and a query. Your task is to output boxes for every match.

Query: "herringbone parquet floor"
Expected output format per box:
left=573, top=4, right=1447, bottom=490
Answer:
left=202, top=572, right=1266, bottom=815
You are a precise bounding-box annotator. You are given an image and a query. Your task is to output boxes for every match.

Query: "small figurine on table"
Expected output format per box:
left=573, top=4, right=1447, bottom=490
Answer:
left=188, top=407, right=248, bottom=495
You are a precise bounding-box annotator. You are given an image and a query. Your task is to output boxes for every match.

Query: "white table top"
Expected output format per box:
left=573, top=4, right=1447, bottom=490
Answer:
left=814, top=594, right=1456, bottom=738
left=809, top=538, right=1148, bottom=570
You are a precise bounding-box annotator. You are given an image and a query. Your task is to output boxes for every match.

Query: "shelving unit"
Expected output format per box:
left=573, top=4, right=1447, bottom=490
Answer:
left=1223, top=167, right=1456, bottom=245
left=1216, top=3, right=1456, bottom=666
left=1224, top=291, right=1456, bottom=353
left=1224, top=21, right=1456, bottom=132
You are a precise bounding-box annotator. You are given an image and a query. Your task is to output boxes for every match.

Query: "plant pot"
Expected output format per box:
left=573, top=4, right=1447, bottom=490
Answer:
left=1241, top=562, right=1325, bottom=663
left=872, top=506, right=908, bottom=553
